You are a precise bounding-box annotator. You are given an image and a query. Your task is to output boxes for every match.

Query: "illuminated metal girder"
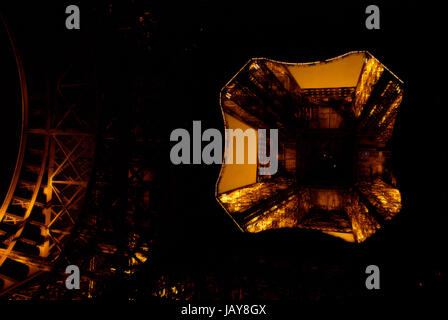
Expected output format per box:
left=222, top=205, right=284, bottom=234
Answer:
left=0, top=19, right=96, bottom=297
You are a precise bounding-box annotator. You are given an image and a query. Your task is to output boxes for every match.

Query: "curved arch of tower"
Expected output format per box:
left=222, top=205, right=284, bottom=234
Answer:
left=0, top=16, right=96, bottom=296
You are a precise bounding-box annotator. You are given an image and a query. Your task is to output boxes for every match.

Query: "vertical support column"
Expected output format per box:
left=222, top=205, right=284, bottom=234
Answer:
left=41, top=136, right=55, bottom=258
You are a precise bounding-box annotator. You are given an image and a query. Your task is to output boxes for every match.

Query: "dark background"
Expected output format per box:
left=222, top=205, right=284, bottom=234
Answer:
left=1, top=0, right=446, bottom=307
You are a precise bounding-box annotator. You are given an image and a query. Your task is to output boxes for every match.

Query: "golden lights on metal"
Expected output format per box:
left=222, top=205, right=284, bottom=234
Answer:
left=0, top=40, right=96, bottom=295
left=353, top=57, right=384, bottom=117
left=216, top=51, right=404, bottom=243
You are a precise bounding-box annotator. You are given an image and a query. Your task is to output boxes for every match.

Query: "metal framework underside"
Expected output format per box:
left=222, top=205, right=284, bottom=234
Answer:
left=0, top=18, right=96, bottom=297
left=216, top=52, right=404, bottom=243
left=0, top=2, right=167, bottom=300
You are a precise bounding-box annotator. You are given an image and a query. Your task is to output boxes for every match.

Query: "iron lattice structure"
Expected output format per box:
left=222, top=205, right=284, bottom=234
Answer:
left=0, top=2, right=164, bottom=300
left=217, top=52, right=404, bottom=243
left=0, top=17, right=96, bottom=297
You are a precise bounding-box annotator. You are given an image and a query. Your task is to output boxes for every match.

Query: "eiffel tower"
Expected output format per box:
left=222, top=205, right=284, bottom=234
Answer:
left=0, top=2, right=163, bottom=300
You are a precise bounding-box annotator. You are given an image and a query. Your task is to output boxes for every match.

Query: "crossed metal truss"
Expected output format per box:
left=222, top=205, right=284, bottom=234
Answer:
left=0, top=30, right=96, bottom=296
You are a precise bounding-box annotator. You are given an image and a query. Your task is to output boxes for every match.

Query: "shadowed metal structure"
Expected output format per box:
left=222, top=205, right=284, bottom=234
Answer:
left=0, top=16, right=96, bottom=297
left=0, top=2, right=167, bottom=300
left=216, top=51, right=403, bottom=243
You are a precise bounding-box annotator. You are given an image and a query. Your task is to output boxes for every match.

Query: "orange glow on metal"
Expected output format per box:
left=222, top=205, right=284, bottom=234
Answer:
left=218, top=178, right=290, bottom=214
left=245, top=194, right=298, bottom=233
left=216, top=51, right=403, bottom=244
left=353, top=57, right=384, bottom=117
left=357, top=179, right=402, bottom=220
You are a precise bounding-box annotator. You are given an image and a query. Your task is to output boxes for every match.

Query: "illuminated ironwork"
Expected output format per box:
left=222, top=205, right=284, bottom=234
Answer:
left=0, top=18, right=95, bottom=296
left=216, top=51, right=404, bottom=243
